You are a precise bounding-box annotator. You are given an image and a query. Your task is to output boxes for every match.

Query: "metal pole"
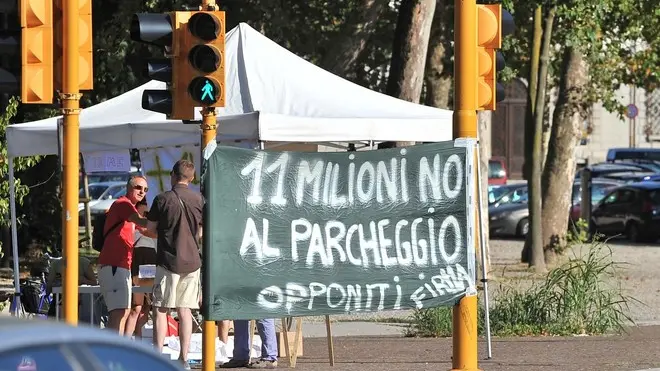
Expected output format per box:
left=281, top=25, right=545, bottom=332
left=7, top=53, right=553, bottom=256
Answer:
left=62, top=0, right=81, bottom=325
left=475, top=147, right=492, bottom=359
left=201, top=108, right=218, bottom=371
left=452, top=0, right=480, bottom=369
left=8, top=157, right=21, bottom=316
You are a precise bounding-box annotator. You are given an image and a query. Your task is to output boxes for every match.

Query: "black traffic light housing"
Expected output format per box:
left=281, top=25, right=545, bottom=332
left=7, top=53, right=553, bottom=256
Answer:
left=0, top=1, right=20, bottom=110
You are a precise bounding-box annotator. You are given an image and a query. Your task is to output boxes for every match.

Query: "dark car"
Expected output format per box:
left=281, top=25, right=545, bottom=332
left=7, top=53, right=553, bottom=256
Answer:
left=590, top=182, right=660, bottom=242
left=593, top=160, right=660, bottom=174
left=569, top=179, right=623, bottom=223
left=600, top=171, right=657, bottom=183
left=575, top=163, right=652, bottom=180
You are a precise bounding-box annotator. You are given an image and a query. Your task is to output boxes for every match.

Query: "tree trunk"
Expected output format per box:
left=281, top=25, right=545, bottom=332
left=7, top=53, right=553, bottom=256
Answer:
left=522, top=6, right=543, bottom=182
left=542, top=48, right=589, bottom=263
left=521, top=6, right=544, bottom=264
left=478, top=111, right=491, bottom=276
left=386, top=0, right=436, bottom=103
left=528, top=6, right=556, bottom=272
left=319, top=0, right=391, bottom=78
left=423, top=0, right=452, bottom=109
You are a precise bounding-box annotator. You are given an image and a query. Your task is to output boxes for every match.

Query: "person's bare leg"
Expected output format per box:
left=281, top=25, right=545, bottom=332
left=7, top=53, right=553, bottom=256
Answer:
left=154, top=307, right=169, bottom=352
left=217, top=320, right=230, bottom=344
left=135, top=307, right=150, bottom=338
left=177, top=307, right=193, bottom=362
left=107, top=309, right=130, bottom=335
left=125, top=300, right=143, bottom=337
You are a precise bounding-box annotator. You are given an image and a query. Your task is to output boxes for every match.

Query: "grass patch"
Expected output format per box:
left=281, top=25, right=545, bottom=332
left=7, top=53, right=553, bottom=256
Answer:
left=406, top=240, right=638, bottom=338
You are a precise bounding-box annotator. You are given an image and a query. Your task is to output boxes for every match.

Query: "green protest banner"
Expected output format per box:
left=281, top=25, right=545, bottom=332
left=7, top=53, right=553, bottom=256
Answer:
left=202, top=140, right=477, bottom=320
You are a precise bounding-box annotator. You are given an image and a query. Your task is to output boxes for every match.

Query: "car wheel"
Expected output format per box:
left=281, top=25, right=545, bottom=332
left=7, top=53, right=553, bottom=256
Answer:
left=626, top=222, right=642, bottom=243
left=517, top=218, right=529, bottom=237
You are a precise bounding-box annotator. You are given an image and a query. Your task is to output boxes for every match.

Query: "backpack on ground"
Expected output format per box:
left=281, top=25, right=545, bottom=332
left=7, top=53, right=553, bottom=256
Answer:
left=92, top=213, right=122, bottom=252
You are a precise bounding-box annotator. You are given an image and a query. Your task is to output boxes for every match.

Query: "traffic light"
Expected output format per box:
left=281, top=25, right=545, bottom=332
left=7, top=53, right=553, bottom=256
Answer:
left=131, top=11, right=193, bottom=119
left=180, top=10, right=225, bottom=109
left=53, top=0, right=93, bottom=91
left=476, top=4, right=514, bottom=110
left=0, top=1, right=20, bottom=107
left=20, top=0, right=54, bottom=104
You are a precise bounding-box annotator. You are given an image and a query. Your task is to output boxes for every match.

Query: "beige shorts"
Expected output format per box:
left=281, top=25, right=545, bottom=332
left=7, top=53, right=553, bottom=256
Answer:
left=98, top=265, right=132, bottom=311
left=152, top=266, right=200, bottom=309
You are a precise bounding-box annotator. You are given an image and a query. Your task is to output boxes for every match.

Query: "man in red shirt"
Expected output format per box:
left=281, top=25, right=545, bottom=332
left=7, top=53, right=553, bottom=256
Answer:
left=98, top=175, right=150, bottom=335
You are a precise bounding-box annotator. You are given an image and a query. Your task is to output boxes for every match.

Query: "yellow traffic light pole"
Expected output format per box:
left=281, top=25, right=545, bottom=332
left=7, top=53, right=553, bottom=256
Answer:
left=201, top=106, right=217, bottom=371
left=201, top=1, right=218, bottom=370
left=62, top=0, right=81, bottom=325
left=452, top=0, right=480, bottom=370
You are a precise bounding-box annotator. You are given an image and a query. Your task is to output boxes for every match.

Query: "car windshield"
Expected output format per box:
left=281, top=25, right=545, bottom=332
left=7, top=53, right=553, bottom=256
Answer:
left=110, top=186, right=127, bottom=198
left=79, top=184, right=110, bottom=200
left=496, top=187, right=527, bottom=205
left=100, top=185, right=126, bottom=200
left=488, top=186, right=514, bottom=203
left=488, top=161, right=505, bottom=178
left=572, top=183, right=620, bottom=205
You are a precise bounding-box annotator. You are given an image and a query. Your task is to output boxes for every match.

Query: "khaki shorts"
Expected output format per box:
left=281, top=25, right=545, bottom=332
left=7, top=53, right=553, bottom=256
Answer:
left=98, top=265, right=132, bottom=311
left=152, top=266, right=200, bottom=309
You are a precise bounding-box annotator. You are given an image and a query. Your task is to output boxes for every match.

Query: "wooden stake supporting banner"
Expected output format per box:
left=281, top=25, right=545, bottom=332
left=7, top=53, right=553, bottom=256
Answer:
left=325, top=315, right=335, bottom=366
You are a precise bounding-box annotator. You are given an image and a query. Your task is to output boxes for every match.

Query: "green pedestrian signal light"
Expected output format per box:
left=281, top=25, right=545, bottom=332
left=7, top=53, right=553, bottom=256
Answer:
left=181, top=10, right=225, bottom=108
left=189, top=77, right=220, bottom=105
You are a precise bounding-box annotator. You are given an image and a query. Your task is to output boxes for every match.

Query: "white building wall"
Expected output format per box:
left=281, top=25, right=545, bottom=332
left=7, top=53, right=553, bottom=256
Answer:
left=574, top=85, right=650, bottom=164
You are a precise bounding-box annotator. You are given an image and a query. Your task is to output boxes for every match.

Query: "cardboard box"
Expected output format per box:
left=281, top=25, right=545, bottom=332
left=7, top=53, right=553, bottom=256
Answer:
left=276, top=331, right=303, bottom=357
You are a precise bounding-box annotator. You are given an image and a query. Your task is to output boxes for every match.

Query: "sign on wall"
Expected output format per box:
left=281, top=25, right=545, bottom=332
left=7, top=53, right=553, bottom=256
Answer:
left=202, top=140, right=477, bottom=320
left=83, top=151, right=131, bottom=173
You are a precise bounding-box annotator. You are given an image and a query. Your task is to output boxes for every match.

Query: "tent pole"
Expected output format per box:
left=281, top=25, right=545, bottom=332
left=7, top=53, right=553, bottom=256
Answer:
left=8, top=157, right=21, bottom=316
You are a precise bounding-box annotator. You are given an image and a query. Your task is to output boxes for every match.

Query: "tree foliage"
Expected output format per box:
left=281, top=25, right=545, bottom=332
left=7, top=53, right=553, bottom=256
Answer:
left=0, top=97, right=42, bottom=257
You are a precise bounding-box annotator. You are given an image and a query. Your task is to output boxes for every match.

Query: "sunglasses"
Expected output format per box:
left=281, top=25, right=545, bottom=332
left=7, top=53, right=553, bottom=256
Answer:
left=134, top=185, right=149, bottom=192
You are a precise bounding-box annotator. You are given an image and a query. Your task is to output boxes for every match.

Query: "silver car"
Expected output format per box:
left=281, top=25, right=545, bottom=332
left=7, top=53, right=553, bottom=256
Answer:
left=489, top=202, right=529, bottom=237
left=0, top=317, right=183, bottom=371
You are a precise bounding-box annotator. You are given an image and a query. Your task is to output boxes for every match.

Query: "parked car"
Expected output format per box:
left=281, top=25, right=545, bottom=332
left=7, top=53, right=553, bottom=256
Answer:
left=488, top=158, right=508, bottom=186
left=606, top=147, right=660, bottom=163
left=590, top=182, right=660, bottom=242
left=575, top=163, right=651, bottom=180
left=639, top=174, right=660, bottom=182
left=0, top=317, right=183, bottom=371
left=89, top=184, right=127, bottom=217
left=591, top=161, right=660, bottom=174
left=598, top=171, right=657, bottom=183
left=569, top=179, right=622, bottom=223
left=489, top=189, right=529, bottom=238
left=78, top=181, right=125, bottom=212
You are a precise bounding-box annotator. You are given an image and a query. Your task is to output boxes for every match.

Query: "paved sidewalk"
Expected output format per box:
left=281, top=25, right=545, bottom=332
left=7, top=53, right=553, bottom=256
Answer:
left=263, top=325, right=660, bottom=371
